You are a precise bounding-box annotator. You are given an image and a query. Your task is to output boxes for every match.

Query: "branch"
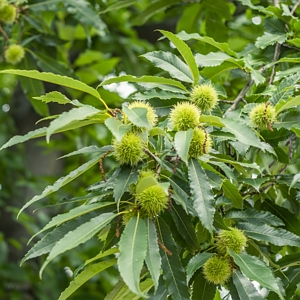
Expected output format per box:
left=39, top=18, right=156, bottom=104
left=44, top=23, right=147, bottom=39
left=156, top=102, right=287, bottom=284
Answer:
left=0, top=25, right=9, bottom=41
left=291, top=0, right=300, bottom=15
left=226, top=79, right=254, bottom=111
left=268, top=43, right=281, bottom=85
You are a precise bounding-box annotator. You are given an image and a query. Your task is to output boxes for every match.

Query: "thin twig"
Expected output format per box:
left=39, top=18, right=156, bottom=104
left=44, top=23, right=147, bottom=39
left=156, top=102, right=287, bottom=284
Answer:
left=227, top=79, right=254, bottom=111
left=291, top=0, right=300, bottom=14
left=268, top=43, right=281, bottom=85
left=0, top=26, right=9, bottom=41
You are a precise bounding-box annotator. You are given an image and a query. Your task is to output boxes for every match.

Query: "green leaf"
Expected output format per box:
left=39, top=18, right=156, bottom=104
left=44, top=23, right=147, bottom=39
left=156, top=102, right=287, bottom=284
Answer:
left=1, top=127, right=47, bottom=150
left=233, top=270, right=264, bottom=300
left=237, top=177, right=269, bottom=192
left=99, top=0, right=136, bottom=14
left=221, top=179, right=243, bottom=209
left=40, top=212, right=116, bottom=277
left=131, top=0, right=180, bottom=26
left=132, top=90, right=187, bottom=101
left=174, top=129, right=193, bottom=164
left=105, top=118, right=131, bottom=141
left=59, top=145, right=113, bottom=159
left=195, top=52, right=231, bottom=67
left=221, top=118, right=266, bottom=149
left=33, top=91, right=72, bottom=105
left=186, top=252, right=214, bottom=282
left=136, top=176, right=158, bottom=194
left=192, top=272, right=216, bottom=300
left=156, top=218, right=190, bottom=300
left=18, top=54, right=48, bottom=116
left=170, top=203, right=200, bottom=252
left=21, top=214, right=94, bottom=264
left=99, top=75, right=188, bottom=92
left=188, top=158, right=215, bottom=233
left=64, top=0, right=106, bottom=32
left=237, top=222, right=300, bottom=247
left=288, top=173, right=300, bottom=193
left=261, top=199, right=300, bottom=237
left=255, top=32, right=286, bottom=49
left=46, top=106, right=101, bottom=142
left=18, top=155, right=102, bottom=218
left=229, top=251, right=284, bottom=299
left=276, top=95, right=300, bottom=114
left=145, top=219, right=161, bottom=292
left=28, top=202, right=114, bottom=243
left=159, top=30, right=199, bottom=86
left=113, top=166, right=138, bottom=209
left=142, top=51, right=193, bottom=83
left=269, top=73, right=300, bottom=106
left=122, top=106, right=151, bottom=129
left=118, top=216, right=148, bottom=297
left=0, top=69, right=108, bottom=109
left=177, top=31, right=237, bottom=57
left=225, top=208, right=284, bottom=227
left=284, top=267, right=300, bottom=299
left=58, top=258, right=117, bottom=300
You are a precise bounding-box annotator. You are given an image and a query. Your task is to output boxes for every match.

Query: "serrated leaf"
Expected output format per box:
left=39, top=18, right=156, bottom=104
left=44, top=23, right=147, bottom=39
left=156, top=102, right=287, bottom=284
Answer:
left=145, top=219, right=161, bottom=292
left=233, top=270, right=264, bottom=300
left=29, top=202, right=114, bottom=243
left=255, top=32, right=286, bottom=49
left=186, top=252, right=214, bottom=282
left=105, top=118, right=131, bottom=141
left=21, top=214, right=95, bottom=265
left=99, top=0, right=136, bottom=14
left=64, top=0, right=106, bottom=31
left=33, top=91, right=71, bottom=104
left=142, top=51, right=193, bottom=83
left=132, top=90, right=187, bottom=101
left=58, top=259, right=117, bottom=300
left=118, top=216, right=148, bottom=297
left=177, top=31, right=237, bottom=57
left=99, top=75, right=188, bottom=92
left=276, top=95, right=300, bottom=114
left=46, top=106, right=101, bottom=142
left=225, top=208, right=284, bottom=227
left=1, top=127, right=47, bottom=150
left=269, top=73, right=300, bottom=106
left=229, top=251, right=284, bottom=299
left=156, top=218, right=190, bottom=300
left=18, top=155, right=102, bottom=218
left=284, top=267, right=300, bottom=299
left=195, top=52, right=231, bottom=67
left=170, top=203, right=200, bottom=252
left=192, top=272, right=216, bottom=300
left=221, top=179, right=243, bottom=209
left=188, top=158, right=215, bottom=233
left=59, top=145, right=113, bottom=159
left=261, top=199, right=300, bottom=237
left=113, top=166, right=138, bottom=210
left=174, top=129, right=193, bottom=164
left=237, top=222, right=300, bottom=247
left=221, top=118, right=265, bottom=149
left=122, top=106, right=151, bottom=129
left=40, top=212, right=115, bottom=277
left=238, top=177, right=269, bottom=192
left=159, top=30, right=199, bottom=86
left=0, top=69, right=107, bottom=108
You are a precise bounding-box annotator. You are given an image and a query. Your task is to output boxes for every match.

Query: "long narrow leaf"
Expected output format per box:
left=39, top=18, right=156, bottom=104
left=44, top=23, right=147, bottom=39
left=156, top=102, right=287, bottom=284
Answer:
left=145, top=219, right=161, bottom=292
left=229, top=251, right=284, bottom=299
left=174, top=129, right=193, bottom=164
left=58, top=259, right=117, bottom=300
left=156, top=218, right=190, bottom=300
left=118, top=216, right=148, bottom=297
left=159, top=30, right=199, bottom=86
left=40, top=212, right=116, bottom=277
left=188, top=158, right=215, bottom=233
left=18, top=155, right=102, bottom=217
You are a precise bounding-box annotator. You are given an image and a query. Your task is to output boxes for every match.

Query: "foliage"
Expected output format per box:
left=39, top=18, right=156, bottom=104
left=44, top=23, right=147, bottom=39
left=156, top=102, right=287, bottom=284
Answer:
left=2, top=0, right=300, bottom=299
